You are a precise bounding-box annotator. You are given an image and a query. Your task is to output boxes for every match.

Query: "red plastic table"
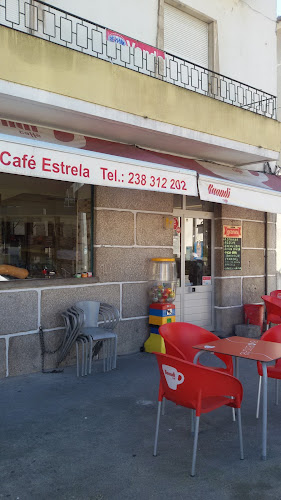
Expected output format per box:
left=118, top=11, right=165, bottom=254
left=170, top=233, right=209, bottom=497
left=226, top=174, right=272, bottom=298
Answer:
left=193, top=336, right=281, bottom=460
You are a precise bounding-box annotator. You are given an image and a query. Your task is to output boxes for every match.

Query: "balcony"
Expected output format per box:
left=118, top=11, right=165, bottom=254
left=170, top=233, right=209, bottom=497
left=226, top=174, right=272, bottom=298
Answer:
left=0, top=0, right=279, bottom=165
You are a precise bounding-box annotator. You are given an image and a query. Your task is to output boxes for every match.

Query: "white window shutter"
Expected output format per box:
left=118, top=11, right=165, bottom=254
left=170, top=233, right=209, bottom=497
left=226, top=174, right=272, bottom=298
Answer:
left=164, top=4, right=209, bottom=68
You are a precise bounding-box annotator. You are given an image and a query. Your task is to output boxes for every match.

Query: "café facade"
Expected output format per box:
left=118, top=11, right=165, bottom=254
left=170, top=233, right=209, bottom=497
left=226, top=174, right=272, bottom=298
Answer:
left=0, top=1, right=280, bottom=377
left=0, top=118, right=280, bottom=377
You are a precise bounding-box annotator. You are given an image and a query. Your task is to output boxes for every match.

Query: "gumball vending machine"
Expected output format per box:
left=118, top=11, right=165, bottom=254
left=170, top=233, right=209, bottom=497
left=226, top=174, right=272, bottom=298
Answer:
left=144, top=258, right=177, bottom=353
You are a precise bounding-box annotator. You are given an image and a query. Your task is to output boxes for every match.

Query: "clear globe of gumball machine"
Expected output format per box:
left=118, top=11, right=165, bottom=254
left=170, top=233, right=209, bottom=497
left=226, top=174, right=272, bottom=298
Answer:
left=148, top=258, right=177, bottom=304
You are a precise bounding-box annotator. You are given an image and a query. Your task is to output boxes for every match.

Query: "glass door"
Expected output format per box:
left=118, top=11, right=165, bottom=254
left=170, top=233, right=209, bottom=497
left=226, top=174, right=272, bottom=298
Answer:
left=173, top=213, right=214, bottom=330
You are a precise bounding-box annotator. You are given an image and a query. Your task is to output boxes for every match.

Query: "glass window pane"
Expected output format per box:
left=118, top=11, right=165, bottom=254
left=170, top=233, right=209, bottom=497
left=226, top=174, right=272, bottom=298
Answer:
left=0, top=173, right=93, bottom=280
left=184, top=217, right=211, bottom=286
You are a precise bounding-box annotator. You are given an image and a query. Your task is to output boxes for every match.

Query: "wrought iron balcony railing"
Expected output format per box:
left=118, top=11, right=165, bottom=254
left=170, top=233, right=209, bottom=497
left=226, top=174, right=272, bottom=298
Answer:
left=0, top=0, right=276, bottom=119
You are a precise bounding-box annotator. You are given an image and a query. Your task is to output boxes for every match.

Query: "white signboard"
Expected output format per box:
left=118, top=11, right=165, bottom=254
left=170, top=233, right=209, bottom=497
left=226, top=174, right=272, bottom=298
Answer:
left=198, top=174, right=281, bottom=214
left=0, top=138, right=198, bottom=196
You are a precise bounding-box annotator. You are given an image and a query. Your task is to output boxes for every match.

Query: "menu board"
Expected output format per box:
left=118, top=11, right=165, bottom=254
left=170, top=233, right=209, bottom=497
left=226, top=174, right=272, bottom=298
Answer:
left=223, top=225, right=242, bottom=270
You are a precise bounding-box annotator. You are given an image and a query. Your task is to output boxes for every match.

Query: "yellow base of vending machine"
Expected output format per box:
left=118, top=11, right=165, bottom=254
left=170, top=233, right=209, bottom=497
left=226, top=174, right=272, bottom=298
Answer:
left=144, top=333, right=166, bottom=354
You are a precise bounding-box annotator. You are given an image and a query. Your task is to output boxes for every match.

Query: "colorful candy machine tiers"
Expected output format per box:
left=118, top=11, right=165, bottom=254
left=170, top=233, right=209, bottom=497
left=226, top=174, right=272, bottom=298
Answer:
left=149, top=303, right=176, bottom=327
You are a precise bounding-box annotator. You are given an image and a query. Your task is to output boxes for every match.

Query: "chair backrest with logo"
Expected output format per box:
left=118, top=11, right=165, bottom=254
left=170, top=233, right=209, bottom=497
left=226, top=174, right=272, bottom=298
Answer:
left=154, top=352, right=242, bottom=415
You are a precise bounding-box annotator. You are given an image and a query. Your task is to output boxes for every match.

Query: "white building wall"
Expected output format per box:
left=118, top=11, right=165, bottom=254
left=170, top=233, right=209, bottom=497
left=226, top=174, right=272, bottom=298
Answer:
left=46, top=0, right=159, bottom=46
left=47, top=0, right=277, bottom=94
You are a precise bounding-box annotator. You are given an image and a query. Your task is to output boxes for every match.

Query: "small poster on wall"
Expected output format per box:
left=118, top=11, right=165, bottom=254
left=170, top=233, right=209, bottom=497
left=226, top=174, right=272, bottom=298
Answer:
left=223, top=225, right=242, bottom=270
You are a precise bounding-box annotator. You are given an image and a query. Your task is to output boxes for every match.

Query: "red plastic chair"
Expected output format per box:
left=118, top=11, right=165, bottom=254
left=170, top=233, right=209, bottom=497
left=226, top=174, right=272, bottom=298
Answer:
left=256, top=324, right=281, bottom=418
left=159, top=322, right=233, bottom=375
left=261, top=295, right=281, bottom=329
left=244, top=304, right=264, bottom=334
left=153, top=353, right=244, bottom=476
left=270, top=290, right=281, bottom=299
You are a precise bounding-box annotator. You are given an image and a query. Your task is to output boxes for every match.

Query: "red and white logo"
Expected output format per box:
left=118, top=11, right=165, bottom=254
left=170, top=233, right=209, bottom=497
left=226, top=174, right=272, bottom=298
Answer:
left=162, top=364, right=184, bottom=390
left=208, top=184, right=231, bottom=202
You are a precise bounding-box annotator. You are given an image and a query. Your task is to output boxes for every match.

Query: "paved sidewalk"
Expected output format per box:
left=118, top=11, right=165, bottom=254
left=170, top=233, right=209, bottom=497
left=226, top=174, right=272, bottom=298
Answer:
left=1, top=352, right=281, bottom=500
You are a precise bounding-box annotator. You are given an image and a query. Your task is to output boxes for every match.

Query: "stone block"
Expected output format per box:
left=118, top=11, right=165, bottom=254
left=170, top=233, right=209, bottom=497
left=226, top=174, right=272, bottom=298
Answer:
left=214, top=218, right=223, bottom=247
left=234, top=324, right=261, bottom=338
left=267, top=222, right=276, bottom=249
left=221, top=205, right=264, bottom=221
left=8, top=333, right=41, bottom=376
left=41, top=284, right=120, bottom=330
left=95, top=247, right=173, bottom=283
left=215, top=277, right=241, bottom=307
left=242, top=221, right=264, bottom=248
left=0, top=338, right=6, bottom=378
left=215, top=306, right=244, bottom=335
left=95, top=186, right=173, bottom=212
left=122, top=282, right=150, bottom=318
left=242, top=277, right=265, bottom=303
left=116, top=318, right=150, bottom=355
left=0, top=290, right=38, bottom=334
left=267, top=249, right=276, bottom=275
left=215, top=248, right=223, bottom=276
left=267, top=275, right=277, bottom=294
left=136, top=213, right=173, bottom=246
left=242, top=249, right=265, bottom=276
left=95, top=210, right=134, bottom=246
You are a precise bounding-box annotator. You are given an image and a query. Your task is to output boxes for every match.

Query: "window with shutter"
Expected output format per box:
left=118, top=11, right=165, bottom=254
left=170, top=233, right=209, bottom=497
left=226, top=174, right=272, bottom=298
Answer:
left=164, top=4, right=209, bottom=68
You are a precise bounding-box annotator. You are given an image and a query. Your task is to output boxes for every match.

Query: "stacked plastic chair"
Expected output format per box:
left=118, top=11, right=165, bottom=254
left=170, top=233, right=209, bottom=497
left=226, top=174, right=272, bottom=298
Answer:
left=58, top=301, right=119, bottom=376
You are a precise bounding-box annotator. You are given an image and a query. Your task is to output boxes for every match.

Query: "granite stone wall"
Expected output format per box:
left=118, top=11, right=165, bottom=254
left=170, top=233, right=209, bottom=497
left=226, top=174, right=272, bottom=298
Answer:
left=0, top=187, right=275, bottom=376
left=214, top=205, right=276, bottom=335
left=0, top=186, right=174, bottom=377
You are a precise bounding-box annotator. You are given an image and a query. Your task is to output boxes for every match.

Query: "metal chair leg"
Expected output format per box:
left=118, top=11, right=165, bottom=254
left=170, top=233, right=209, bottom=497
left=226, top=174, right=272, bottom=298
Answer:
left=88, top=336, right=93, bottom=375
left=109, top=338, right=113, bottom=371
left=81, top=338, right=85, bottom=377
left=103, top=342, right=106, bottom=372
left=107, top=340, right=111, bottom=371
left=191, top=416, right=200, bottom=476
left=113, top=336, right=117, bottom=369
left=76, top=341, right=79, bottom=377
left=161, top=398, right=165, bottom=416
left=84, top=338, right=88, bottom=376
left=153, top=401, right=162, bottom=456
left=191, top=409, right=195, bottom=434
left=256, top=375, right=262, bottom=419
left=76, top=339, right=84, bottom=377
left=237, top=408, right=244, bottom=460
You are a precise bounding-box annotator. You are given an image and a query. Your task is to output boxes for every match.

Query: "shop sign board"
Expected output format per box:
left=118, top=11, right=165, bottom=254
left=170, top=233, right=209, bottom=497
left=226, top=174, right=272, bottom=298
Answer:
left=0, top=138, right=197, bottom=196
left=223, top=225, right=242, bottom=270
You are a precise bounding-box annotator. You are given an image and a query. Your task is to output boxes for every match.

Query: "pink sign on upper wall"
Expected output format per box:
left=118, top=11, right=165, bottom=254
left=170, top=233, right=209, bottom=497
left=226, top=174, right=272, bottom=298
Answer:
left=106, top=29, right=165, bottom=59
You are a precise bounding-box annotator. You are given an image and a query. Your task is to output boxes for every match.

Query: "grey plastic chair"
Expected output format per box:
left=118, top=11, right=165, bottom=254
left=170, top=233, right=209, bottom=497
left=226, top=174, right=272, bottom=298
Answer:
left=75, top=300, right=119, bottom=375
left=59, top=307, right=93, bottom=376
